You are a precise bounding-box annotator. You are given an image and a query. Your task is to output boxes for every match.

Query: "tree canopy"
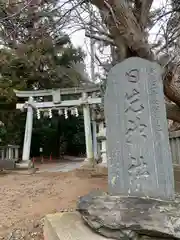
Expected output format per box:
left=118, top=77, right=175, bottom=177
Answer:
left=3, top=0, right=180, bottom=155
left=0, top=0, right=87, bottom=156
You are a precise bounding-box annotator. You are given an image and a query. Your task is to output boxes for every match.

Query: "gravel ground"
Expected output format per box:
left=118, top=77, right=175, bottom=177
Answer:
left=0, top=169, right=107, bottom=239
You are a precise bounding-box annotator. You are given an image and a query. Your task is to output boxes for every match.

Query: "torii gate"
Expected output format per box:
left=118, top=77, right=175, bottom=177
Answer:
left=14, top=86, right=101, bottom=167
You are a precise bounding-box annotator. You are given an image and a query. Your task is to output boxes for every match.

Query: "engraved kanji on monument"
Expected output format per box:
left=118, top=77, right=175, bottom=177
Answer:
left=104, top=57, right=174, bottom=200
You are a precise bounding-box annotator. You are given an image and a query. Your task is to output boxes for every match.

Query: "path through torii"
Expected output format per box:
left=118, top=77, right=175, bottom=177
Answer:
left=14, top=87, right=101, bottom=168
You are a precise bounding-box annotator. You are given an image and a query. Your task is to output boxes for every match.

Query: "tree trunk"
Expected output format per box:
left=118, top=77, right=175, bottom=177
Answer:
left=166, top=102, right=180, bottom=122
left=164, top=80, right=180, bottom=108
left=90, top=0, right=180, bottom=123
left=168, top=121, right=180, bottom=131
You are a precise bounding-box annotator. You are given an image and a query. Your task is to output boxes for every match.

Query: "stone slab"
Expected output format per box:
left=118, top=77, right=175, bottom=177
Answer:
left=43, top=212, right=113, bottom=240
left=104, top=57, right=174, bottom=200
left=78, top=191, right=180, bottom=239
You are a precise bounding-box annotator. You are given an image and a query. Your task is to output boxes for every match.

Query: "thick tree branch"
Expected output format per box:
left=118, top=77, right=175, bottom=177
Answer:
left=163, top=68, right=180, bottom=108
left=89, top=0, right=180, bottom=123
left=166, top=102, right=180, bottom=122
left=85, top=32, right=114, bottom=44
left=91, top=0, right=154, bottom=60
left=134, top=0, right=153, bottom=28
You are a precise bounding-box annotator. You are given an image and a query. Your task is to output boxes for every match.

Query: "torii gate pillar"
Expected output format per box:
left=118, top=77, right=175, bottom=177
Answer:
left=82, top=93, right=94, bottom=165
left=22, top=97, right=33, bottom=162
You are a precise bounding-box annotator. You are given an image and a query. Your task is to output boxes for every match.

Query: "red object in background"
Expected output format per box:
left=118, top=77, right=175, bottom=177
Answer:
left=50, top=154, right=52, bottom=162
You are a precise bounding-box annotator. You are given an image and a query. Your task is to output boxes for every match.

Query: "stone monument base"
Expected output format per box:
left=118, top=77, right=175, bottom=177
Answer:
left=94, top=162, right=108, bottom=176
left=77, top=190, right=180, bottom=239
left=16, top=160, right=33, bottom=169
left=43, top=212, right=113, bottom=240
left=80, top=158, right=96, bottom=169
left=78, top=160, right=108, bottom=178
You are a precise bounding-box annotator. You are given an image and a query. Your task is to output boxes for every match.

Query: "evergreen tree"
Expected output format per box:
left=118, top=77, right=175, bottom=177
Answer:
left=0, top=0, right=87, bottom=156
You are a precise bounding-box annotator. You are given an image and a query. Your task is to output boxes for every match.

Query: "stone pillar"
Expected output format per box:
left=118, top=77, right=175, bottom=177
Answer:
left=92, top=110, right=98, bottom=161
left=22, top=97, right=33, bottom=162
left=104, top=57, right=174, bottom=200
left=99, top=122, right=107, bottom=167
left=2, top=149, right=4, bottom=160
left=15, top=148, right=19, bottom=160
left=82, top=92, right=94, bottom=165
left=8, top=147, right=12, bottom=160
left=96, top=122, right=108, bottom=175
left=97, top=142, right=101, bottom=161
left=101, top=137, right=107, bottom=165
left=6, top=148, right=8, bottom=160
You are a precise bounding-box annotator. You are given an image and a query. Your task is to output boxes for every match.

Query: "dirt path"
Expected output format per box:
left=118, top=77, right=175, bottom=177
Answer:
left=0, top=169, right=107, bottom=239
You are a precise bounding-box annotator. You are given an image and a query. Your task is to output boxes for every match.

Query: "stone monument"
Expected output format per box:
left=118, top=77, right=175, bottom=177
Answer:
left=104, top=57, right=174, bottom=200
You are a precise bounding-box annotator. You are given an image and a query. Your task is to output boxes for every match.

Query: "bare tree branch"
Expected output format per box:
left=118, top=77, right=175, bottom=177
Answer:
left=91, top=0, right=154, bottom=60
left=85, top=32, right=114, bottom=44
